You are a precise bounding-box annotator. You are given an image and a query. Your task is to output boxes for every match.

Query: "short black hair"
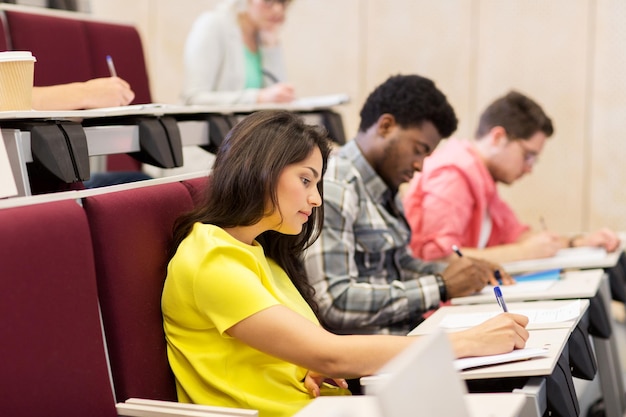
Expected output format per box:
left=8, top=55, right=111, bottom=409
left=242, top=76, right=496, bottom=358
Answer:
left=358, top=74, right=458, bottom=138
left=476, top=90, right=554, bottom=139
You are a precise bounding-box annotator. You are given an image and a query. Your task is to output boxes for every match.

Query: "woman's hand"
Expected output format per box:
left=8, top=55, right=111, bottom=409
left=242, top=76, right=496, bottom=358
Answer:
left=449, top=313, right=529, bottom=358
left=303, top=371, right=348, bottom=398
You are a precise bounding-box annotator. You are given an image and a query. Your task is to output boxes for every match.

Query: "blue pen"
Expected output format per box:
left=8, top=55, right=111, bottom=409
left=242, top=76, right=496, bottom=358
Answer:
left=494, top=286, right=508, bottom=312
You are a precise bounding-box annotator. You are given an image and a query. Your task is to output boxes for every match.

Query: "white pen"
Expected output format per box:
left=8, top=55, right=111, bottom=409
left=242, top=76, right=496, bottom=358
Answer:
left=106, top=55, right=117, bottom=77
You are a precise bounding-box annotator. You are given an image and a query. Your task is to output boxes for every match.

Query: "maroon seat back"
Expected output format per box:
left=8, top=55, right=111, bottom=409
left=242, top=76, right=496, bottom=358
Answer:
left=84, top=20, right=152, bottom=104
left=0, top=17, right=8, bottom=51
left=0, top=200, right=116, bottom=417
left=83, top=182, right=195, bottom=402
left=4, top=10, right=93, bottom=85
left=83, top=19, right=151, bottom=171
left=181, top=176, right=210, bottom=207
left=3, top=10, right=152, bottom=172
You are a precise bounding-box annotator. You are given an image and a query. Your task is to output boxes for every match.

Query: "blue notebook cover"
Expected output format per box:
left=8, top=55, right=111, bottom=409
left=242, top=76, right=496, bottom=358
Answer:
left=512, top=268, right=561, bottom=282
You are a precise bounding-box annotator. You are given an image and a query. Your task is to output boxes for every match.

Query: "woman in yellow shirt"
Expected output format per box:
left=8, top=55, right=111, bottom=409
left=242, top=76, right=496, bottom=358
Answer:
left=162, top=110, right=530, bottom=417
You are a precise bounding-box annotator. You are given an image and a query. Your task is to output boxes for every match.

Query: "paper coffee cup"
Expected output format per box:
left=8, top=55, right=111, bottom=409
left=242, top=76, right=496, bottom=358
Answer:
left=0, top=51, right=37, bottom=111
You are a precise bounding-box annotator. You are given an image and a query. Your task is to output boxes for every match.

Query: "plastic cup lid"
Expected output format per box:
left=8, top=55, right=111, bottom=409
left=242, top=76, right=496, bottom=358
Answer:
left=0, top=51, right=37, bottom=62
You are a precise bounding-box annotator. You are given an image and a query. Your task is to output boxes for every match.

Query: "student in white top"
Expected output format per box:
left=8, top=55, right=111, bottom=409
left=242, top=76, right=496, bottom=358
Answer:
left=182, top=0, right=295, bottom=105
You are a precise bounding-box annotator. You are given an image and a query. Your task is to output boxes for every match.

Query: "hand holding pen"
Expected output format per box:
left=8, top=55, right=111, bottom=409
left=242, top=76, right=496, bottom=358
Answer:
left=451, top=245, right=514, bottom=286
left=257, top=82, right=295, bottom=103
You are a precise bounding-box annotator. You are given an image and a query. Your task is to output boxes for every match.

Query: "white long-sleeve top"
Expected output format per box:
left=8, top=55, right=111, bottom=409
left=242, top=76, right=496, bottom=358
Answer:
left=181, top=6, right=286, bottom=105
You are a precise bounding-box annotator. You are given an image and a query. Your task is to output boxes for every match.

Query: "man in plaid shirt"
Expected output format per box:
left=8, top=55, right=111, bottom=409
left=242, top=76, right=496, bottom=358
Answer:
left=304, top=74, right=507, bottom=336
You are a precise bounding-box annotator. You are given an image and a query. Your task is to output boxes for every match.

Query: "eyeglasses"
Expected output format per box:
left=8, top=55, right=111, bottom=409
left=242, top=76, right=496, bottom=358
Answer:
left=513, top=139, right=539, bottom=166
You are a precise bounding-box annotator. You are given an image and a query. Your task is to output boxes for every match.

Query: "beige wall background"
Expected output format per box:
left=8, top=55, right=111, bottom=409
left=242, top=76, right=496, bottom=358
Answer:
left=89, top=0, right=626, bottom=235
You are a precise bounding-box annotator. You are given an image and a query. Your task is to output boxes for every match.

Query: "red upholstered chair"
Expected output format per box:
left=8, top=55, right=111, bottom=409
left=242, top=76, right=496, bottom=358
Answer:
left=181, top=176, right=210, bottom=206
left=83, top=20, right=152, bottom=171
left=4, top=10, right=150, bottom=172
left=84, top=20, right=152, bottom=105
left=0, top=200, right=118, bottom=417
left=4, top=10, right=93, bottom=85
left=0, top=17, right=8, bottom=51
left=83, top=182, right=195, bottom=402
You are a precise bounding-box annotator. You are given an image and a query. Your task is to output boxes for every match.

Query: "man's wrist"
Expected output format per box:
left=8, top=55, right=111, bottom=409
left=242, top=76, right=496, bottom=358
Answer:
left=435, top=273, right=448, bottom=302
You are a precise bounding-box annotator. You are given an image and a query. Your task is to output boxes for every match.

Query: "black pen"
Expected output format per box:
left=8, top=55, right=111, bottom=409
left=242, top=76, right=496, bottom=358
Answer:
left=453, top=244, right=502, bottom=284
left=494, top=286, right=508, bottom=312
left=262, top=69, right=279, bottom=84
left=494, top=269, right=503, bottom=285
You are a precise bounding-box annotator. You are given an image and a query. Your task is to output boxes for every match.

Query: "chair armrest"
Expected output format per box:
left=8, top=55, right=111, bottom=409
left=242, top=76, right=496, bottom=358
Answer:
left=117, top=398, right=258, bottom=417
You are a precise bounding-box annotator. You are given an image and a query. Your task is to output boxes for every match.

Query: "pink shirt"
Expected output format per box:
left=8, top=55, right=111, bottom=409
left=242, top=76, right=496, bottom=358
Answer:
left=403, top=138, right=529, bottom=260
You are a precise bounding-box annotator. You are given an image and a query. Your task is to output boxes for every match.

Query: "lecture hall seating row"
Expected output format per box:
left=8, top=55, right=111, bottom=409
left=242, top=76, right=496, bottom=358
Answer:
left=0, top=3, right=150, bottom=172
left=0, top=175, right=244, bottom=417
left=0, top=4, right=347, bottom=197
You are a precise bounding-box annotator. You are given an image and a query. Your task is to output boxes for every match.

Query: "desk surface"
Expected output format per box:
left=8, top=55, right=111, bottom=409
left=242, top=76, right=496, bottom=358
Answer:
left=461, top=328, right=571, bottom=380
left=291, top=393, right=527, bottom=417
left=0, top=95, right=350, bottom=120
left=411, top=299, right=589, bottom=335
left=408, top=300, right=588, bottom=380
left=502, top=242, right=624, bottom=274
left=452, top=269, right=603, bottom=305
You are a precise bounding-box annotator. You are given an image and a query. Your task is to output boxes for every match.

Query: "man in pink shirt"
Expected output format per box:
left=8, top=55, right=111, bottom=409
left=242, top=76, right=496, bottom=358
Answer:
left=403, top=91, right=619, bottom=263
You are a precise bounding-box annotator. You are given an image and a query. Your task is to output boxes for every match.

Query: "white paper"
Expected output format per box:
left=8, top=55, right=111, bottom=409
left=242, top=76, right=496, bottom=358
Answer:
left=554, top=246, right=607, bottom=260
left=454, top=347, right=549, bottom=371
left=502, top=246, right=608, bottom=273
left=291, top=94, right=350, bottom=108
left=478, top=280, right=556, bottom=296
left=439, top=300, right=581, bottom=329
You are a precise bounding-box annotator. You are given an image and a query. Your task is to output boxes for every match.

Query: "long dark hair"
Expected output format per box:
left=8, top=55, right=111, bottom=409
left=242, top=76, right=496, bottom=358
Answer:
left=170, top=110, right=332, bottom=313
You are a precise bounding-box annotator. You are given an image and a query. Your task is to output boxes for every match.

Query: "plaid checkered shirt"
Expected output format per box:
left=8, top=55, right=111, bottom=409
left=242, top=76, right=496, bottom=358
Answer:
left=304, top=140, right=447, bottom=335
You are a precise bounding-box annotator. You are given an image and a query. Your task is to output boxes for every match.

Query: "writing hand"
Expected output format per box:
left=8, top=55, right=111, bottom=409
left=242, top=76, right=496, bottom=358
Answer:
left=449, top=313, right=529, bottom=358
left=258, top=82, right=295, bottom=103
left=519, top=231, right=562, bottom=259
left=81, top=77, right=135, bottom=108
left=441, top=257, right=489, bottom=298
